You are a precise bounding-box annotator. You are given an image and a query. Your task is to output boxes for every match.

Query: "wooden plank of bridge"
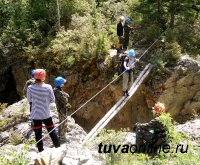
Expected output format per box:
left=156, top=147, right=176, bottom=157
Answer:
left=82, top=63, right=153, bottom=145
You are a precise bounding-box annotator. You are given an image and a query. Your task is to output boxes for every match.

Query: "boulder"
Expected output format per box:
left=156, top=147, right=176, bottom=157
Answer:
left=34, top=144, right=67, bottom=165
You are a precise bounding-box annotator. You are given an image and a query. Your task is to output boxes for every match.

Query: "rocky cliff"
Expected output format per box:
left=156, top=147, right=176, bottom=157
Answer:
left=66, top=55, right=200, bottom=130
left=143, top=55, right=200, bottom=123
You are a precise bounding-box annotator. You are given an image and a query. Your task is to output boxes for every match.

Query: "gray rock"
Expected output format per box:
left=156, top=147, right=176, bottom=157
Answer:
left=175, top=118, right=200, bottom=141
left=62, top=156, right=79, bottom=165
left=0, top=131, right=9, bottom=145
left=124, top=132, right=136, bottom=145
left=34, top=144, right=67, bottom=165
left=12, top=122, right=33, bottom=139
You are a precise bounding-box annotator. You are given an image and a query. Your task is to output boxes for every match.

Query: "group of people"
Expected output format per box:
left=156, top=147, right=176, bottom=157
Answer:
left=117, top=16, right=168, bottom=150
left=21, top=16, right=167, bottom=153
left=24, top=69, right=71, bottom=152
left=117, top=16, right=136, bottom=52
left=117, top=16, right=141, bottom=96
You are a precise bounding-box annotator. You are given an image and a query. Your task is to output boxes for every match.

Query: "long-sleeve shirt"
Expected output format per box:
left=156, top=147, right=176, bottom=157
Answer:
left=54, top=87, right=69, bottom=112
left=23, top=78, right=35, bottom=97
left=123, top=57, right=138, bottom=70
left=124, top=23, right=134, bottom=36
left=117, top=22, right=123, bottom=36
left=27, top=83, right=55, bottom=120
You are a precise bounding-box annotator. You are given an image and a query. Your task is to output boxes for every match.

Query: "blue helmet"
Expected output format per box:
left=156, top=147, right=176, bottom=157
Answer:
left=54, top=77, right=66, bottom=87
left=31, top=70, right=35, bottom=78
left=128, top=49, right=135, bottom=57
left=125, top=18, right=132, bottom=24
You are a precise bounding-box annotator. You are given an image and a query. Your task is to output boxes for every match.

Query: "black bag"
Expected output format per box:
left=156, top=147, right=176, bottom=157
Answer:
left=134, top=122, right=167, bottom=153
left=118, top=55, right=129, bottom=74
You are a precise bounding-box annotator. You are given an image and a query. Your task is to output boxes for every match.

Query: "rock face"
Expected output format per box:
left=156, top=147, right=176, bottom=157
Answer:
left=143, top=55, right=200, bottom=123
left=71, top=55, right=200, bottom=130
left=160, top=56, right=200, bottom=120
left=175, top=118, right=200, bottom=141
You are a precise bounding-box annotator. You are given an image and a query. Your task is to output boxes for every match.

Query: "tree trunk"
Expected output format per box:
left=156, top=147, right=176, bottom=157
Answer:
left=56, top=0, right=61, bottom=30
left=169, top=0, right=175, bottom=28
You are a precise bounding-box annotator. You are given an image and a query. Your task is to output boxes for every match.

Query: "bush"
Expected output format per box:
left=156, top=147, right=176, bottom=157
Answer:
left=0, top=145, right=30, bottom=165
left=0, top=103, right=7, bottom=114
left=91, top=129, right=127, bottom=165
left=9, top=131, right=24, bottom=145
left=0, top=117, right=8, bottom=131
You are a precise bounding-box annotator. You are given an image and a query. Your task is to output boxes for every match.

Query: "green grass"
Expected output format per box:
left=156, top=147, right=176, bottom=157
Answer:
left=0, top=145, right=30, bottom=165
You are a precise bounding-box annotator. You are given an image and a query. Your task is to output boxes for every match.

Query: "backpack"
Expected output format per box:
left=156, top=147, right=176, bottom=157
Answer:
left=119, top=55, right=129, bottom=74
left=134, top=121, right=167, bottom=153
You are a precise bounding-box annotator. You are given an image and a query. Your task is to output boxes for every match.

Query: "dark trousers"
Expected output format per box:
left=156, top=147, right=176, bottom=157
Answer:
left=33, top=117, right=60, bottom=152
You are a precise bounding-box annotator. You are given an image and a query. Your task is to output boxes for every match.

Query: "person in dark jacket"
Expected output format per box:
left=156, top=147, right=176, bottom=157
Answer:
left=117, top=16, right=125, bottom=52
left=23, top=70, right=36, bottom=97
left=124, top=17, right=141, bottom=49
left=134, top=102, right=167, bottom=153
left=54, top=77, right=71, bottom=141
left=124, top=18, right=134, bottom=50
left=24, top=70, right=36, bottom=114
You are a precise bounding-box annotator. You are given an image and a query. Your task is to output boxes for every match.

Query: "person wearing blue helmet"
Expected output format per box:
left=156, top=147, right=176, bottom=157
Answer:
left=23, top=70, right=36, bottom=129
left=124, top=17, right=134, bottom=49
left=125, top=18, right=132, bottom=24
left=54, top=76, right=71, bottom=141
left=122, top=49, right=139, bottom=96
left=23, top=70, right=36, bottom=98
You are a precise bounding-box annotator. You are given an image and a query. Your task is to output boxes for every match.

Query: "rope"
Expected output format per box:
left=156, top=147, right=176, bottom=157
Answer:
left=35, top=31, right=165, bottom=145
left=139, top=32, right=165, bottom=60
left=35, top=70, right=125, bottom=145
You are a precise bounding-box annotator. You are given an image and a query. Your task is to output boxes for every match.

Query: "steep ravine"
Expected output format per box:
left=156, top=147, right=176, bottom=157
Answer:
left=55, top=55, right=200, bottom=130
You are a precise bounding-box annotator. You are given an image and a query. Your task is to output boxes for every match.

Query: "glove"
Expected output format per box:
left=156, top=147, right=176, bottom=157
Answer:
left=65, top=93, right=70, bottom=98
left=136, top=59, right=139, bottom=62
left=66, top=103, right=72, bottom=109
left=125, top=67, right=131, bottom=71
left=149, top=130, right=155, bottom=134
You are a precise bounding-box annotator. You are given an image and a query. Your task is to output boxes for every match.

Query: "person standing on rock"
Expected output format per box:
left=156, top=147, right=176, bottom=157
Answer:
left=54, top=76, right=71, bottom=141
left=124, top=18, right=134, bottom=50
left=124, top=18, right=141, bottom=50
left=27, top=69, right=60, bottom=152
left=23, top=70, right=36, bottom=98
left=122, top=49, right=139, bottom=96
left=117, top=16, right=125, bottom=53
left=24, top=70, right=36, bottom=115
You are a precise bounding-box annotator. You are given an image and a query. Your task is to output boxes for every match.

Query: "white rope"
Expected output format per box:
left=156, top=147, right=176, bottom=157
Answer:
left=35, top=32, right=164, bottom=145
left=139, top=32, right=165, bottom=60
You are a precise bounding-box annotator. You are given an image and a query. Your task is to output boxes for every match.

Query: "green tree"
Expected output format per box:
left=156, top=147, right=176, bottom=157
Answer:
left=129, top=0, right=200, bottom=55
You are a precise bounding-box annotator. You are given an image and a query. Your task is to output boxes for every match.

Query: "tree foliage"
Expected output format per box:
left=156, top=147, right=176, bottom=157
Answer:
left=129, top=0, right=200, bottom=56
left=0, top=0, right=199, bottom=78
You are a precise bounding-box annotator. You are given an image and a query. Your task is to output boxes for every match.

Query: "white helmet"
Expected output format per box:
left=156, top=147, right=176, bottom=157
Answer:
left=119, top=16, right=125, bottom=21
